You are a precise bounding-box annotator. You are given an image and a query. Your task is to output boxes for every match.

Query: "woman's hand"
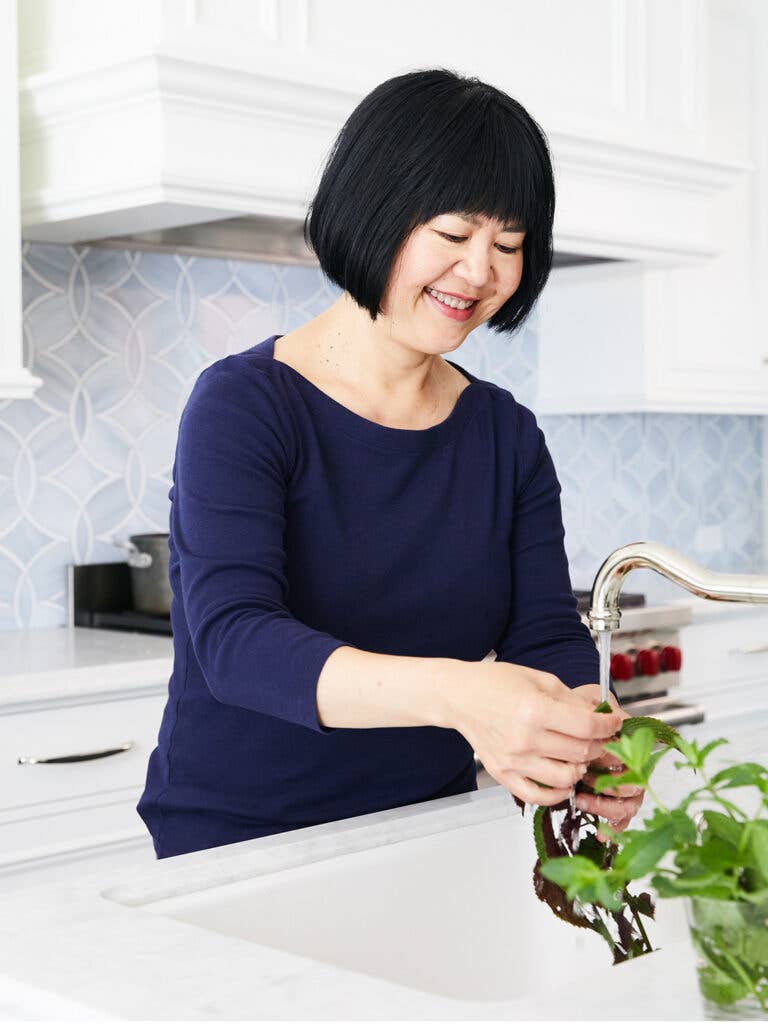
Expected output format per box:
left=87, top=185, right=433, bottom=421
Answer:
left=452, top=663, right=625, bottom=809
left=563, top=684, right=646, bottom=843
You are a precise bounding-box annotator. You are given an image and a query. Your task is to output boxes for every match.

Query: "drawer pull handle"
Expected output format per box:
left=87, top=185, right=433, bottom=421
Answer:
left=729, top=644, right=768, bottom=655
left=17, top=741, right=135, bottom=765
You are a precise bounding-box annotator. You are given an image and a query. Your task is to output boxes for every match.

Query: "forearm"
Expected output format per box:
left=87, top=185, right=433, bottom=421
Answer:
left=316, top=646, right=467, bottom=729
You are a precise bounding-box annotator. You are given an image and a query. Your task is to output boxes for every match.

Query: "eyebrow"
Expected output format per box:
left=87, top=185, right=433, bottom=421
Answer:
left=454, top=211, right=525, bottom=234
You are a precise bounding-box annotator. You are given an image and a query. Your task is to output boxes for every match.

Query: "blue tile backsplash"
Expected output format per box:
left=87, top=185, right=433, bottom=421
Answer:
left=0, top=242, right=763, bottom=629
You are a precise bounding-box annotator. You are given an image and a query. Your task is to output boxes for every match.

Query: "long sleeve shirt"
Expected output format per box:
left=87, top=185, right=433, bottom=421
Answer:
left=136, top=334, right=609, bottom=859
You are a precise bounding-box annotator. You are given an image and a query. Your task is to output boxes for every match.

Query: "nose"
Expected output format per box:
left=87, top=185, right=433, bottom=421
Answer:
left=454, top=239, right=495, bottom=289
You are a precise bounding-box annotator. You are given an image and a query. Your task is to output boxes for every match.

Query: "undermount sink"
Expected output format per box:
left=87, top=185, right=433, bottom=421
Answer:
left=103, top=792, right=689, bottom=1004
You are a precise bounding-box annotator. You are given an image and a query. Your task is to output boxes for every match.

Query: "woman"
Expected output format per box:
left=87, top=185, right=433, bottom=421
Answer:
left=137, top=68, right=644, bottom=860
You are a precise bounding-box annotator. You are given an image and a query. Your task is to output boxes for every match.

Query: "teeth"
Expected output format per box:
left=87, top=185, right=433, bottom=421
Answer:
left=426, top=287, right=475, bottom=310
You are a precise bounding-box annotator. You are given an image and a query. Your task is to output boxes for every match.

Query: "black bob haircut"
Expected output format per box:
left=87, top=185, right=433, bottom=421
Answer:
left=303, top=67, right=555, bottom=337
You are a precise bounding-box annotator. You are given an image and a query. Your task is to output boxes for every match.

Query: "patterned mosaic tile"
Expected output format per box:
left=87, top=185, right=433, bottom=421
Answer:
left=0, top=243, right=763, bottom=628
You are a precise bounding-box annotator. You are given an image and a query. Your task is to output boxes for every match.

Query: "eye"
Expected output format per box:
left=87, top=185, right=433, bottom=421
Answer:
left=437, top=232, right=519, bottom=255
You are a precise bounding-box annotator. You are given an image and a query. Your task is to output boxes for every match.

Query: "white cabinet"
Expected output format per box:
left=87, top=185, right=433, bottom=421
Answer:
left=1, top=1, right=41, bottom=399
left=537, top=0, right=768, bottom=414
left=0, top=687, right=165, bottom=882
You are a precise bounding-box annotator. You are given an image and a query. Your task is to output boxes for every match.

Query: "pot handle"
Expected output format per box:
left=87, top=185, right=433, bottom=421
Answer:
left=112, top=536, right=152, bottom=569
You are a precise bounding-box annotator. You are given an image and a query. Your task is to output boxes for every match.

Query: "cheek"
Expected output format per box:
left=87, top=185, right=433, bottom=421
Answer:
left=506, top=257, right=524, bottom=290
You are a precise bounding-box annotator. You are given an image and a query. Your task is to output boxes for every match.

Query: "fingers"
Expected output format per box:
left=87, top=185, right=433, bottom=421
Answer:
left=508, top=773, right=575, bottom=807
left=514, top=754, right=588, bottom=791
left=544, top=694, right=623, bottom=742
left=575, top=789, right=644, bottom=819
left=596, top=816, right=631, bottom=844
left=582, top=770, right=644, bottom=799
left=537, top=731, right=612, bottom=766
left=588, top=749, right=626, bottom=769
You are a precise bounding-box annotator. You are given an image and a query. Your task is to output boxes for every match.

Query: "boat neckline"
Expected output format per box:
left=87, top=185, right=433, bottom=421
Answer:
left=260, top=334, right=482, bottom=451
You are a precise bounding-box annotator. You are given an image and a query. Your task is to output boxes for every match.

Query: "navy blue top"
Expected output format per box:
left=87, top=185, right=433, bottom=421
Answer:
left=137, top=334, right=606, bottom=859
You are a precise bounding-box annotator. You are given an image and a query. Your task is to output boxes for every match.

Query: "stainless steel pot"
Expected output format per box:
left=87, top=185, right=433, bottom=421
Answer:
left=112, top=533, right=172, bottom=615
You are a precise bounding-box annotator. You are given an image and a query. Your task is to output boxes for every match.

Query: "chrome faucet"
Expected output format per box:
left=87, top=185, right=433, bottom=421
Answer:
left=587, top=541, right=768, bottom=633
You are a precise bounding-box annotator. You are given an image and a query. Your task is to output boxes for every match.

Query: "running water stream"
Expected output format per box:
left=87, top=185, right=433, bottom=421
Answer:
left=598, top=631, right=612, bottom=705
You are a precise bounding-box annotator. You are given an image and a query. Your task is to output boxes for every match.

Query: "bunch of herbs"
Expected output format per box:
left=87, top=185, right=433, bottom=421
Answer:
left=521, top=704, right=768, bottom=1010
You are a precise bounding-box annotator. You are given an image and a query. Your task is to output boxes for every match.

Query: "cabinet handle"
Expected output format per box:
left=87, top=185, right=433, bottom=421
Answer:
left=17, top=741, right=135, bottom=765
left=728, top=644, right=768, bottom=655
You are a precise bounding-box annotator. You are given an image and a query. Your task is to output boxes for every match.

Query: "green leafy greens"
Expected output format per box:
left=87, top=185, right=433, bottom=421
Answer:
left=521, top=710, right=768, bottom=1010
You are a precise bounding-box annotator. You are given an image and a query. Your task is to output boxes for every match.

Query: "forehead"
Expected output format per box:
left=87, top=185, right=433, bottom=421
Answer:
left=439, top=209, right=525, bottom=233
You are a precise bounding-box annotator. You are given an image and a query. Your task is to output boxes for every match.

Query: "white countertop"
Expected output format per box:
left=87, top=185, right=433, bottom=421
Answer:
left=0, top=627, right=173, bottom=708
left=674, top=596, right=768, bottom=622
left=1, top=708, right=765, bottom=1021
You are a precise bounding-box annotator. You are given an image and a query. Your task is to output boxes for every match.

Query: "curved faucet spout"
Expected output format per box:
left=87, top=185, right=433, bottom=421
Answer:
left=587, top=541, right=768, bottom=633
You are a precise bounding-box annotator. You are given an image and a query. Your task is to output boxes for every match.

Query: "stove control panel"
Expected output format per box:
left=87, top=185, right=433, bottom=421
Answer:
left=601, top=628, right=683, bottom=700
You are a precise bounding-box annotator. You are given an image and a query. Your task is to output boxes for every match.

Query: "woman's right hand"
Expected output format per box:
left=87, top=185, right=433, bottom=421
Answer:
left=452, top=660, right=624, bottom=806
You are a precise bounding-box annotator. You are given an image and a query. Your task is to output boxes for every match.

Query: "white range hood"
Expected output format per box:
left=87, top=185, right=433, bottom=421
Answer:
left=18, top=52, right=744, bottom=267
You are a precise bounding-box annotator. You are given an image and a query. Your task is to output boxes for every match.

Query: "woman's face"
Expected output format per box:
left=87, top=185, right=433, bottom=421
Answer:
left=382, top=210, right=526, bottom=348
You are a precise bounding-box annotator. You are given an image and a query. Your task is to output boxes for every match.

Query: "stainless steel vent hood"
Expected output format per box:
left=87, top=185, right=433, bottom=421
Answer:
left=80, top=214, right=615, bottom=271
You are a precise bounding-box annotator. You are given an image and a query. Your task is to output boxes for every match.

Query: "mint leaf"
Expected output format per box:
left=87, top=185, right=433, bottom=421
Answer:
left=697, top=964, right=751, bottom=1006
left=539, top=857, right=625, bottom=912
left=699, top=835, right=740, bottom=873
left=594, top=701, right=613, bottom=713
left=742, top=924, right=768, bottom=962
left=621, top=715, right=681, bottom=749
left=702, top=810, right=742, bottom=848
left=746, top=826, right=768, bottom=887
left=652, top=863, right=736, bottom=898
left=592, top=767, right=645, bottom=794
left=710, top=762, right=768, bottom=790
left=615, top=823, right=677, bottom=879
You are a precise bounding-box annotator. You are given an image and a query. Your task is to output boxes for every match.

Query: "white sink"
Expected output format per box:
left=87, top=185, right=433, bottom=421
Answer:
left=107, top=793, right=689, bottom=1004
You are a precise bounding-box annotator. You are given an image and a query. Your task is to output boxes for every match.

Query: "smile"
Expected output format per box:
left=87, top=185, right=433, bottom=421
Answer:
left=424, top=286, right=477, bottom=310
left=423, top=287, right=477, bottom=322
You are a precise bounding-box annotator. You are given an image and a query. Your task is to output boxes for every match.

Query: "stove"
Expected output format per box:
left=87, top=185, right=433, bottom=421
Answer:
left=573, top=589, right=704, bottom=727
left=68, top=565, right=703, bottom=726
left=68, top=562, right=172, bottom=635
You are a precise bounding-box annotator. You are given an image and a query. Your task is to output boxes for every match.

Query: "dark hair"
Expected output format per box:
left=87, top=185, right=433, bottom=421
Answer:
left=303, top=67, right=555, bottom=336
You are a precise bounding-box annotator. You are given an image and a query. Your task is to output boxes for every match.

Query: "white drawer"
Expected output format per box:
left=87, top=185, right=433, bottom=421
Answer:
left=680, top=615, right=768, bottom=691
left=0, top=798, right=153, bottom=872
left=0, top=693, right=166, bottom=817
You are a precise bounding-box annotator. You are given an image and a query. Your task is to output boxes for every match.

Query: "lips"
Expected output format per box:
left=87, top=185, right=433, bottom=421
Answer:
left=429, top=288, right=479, bottom=302
left=423, top=287, right=476, bottom=322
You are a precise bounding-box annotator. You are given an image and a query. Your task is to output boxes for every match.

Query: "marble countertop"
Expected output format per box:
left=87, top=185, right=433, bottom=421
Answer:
left=0, top=627, right=173, bottom=708
left=668, top=596, right=768, bottom=622
left=1, top=708, right=765, bottom=1021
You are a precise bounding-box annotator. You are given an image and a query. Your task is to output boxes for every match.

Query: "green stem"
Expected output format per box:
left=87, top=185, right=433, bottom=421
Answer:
left=645, top=783, right=668, bottom=813
left=587, top=906, right=619, bottom=957
left=690, top=765, right=755, bottom=823
left=623, top=888, right=653, bottom=953
left=718, top=947, right=765, bottom=1009
left=735, top=819, right=752, bottom=865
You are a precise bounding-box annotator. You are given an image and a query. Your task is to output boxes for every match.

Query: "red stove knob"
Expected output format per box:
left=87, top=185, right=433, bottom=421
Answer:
left=660, top=645, right=682, bottom=671
left=610, top=652, right=635, bottom=681
left=636, top=648, right=661, bottom=676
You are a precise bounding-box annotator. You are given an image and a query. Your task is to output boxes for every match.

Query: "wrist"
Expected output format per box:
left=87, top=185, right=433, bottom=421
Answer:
left=434, top=657, right=481, bottom=732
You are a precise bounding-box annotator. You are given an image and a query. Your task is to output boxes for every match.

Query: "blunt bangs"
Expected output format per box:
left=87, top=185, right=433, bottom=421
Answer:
left=303, top=68, right=555, bottom=336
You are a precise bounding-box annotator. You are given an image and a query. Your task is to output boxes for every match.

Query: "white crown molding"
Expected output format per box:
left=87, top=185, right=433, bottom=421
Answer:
left=0, top=367, right=44, bottom=401
left=18, top=52, right=749, bottom=262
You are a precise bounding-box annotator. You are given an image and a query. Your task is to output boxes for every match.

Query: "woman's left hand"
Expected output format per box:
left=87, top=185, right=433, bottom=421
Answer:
left=564, top=684, right=646, bottom=844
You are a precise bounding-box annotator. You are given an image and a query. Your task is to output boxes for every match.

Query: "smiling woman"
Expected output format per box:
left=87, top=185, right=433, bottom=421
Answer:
left=136, top=68, right=628, bottom=863
left=304, top=67, right=554, bottom=338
